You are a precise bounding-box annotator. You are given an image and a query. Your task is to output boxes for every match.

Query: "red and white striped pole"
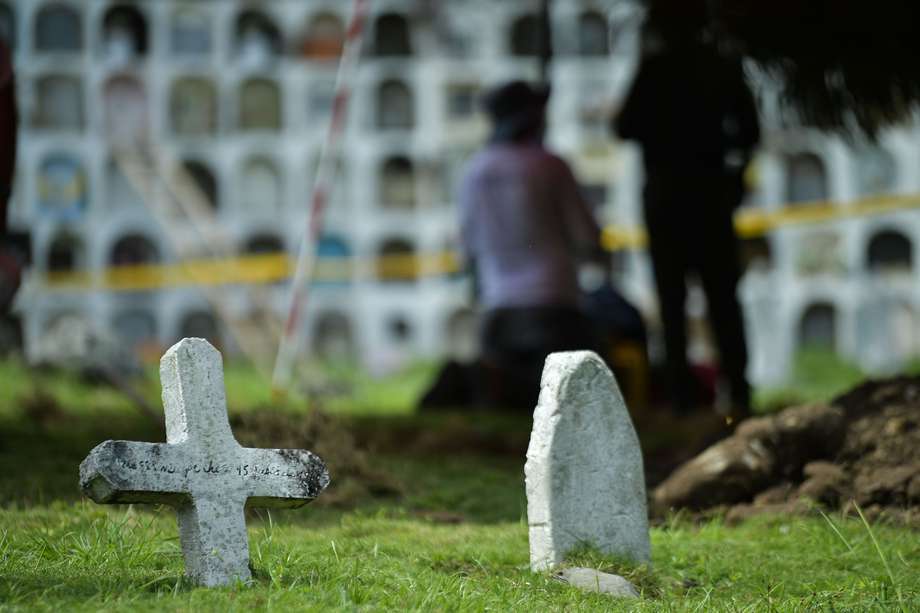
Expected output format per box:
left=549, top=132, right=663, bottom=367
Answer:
left=272, top=0, right=369, bottom=394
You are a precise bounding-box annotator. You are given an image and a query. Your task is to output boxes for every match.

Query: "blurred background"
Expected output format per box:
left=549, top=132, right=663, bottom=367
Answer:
left=2, top=0, right=920, bottom=399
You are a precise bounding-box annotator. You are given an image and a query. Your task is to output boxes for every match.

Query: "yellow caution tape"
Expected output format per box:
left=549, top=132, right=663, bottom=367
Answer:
left=602, top=192, right=920, bottom=251
left=733, top=192, right=920, bottom=238
left=41, top=252, right=461, bottom=292
left=39, top=192, right=920, bottom=292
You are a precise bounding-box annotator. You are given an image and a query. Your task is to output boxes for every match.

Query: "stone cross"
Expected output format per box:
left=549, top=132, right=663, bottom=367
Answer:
left=525, top=351, right=650, bottom=571
left=79, top=338, right=330, bottom=587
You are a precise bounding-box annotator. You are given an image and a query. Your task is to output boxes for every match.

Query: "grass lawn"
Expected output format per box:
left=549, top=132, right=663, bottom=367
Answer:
left=1, top=355, right=918, bottom=611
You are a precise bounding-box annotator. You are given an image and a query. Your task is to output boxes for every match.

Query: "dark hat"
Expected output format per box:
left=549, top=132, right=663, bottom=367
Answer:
left=481, top=81, right=550, bottom=141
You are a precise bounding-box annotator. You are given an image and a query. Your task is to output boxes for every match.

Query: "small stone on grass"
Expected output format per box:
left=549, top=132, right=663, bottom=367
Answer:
left=555, top=567, right=639, bottom=599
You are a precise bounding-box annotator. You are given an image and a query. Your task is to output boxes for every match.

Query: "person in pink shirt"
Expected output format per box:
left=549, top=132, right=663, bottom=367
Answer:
left=458, top=81, right=606, bottom=409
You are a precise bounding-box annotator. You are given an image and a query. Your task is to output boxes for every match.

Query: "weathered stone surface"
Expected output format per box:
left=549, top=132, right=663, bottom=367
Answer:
left=79, top=338, right=329, bottom=587
left=525, top=351, right=650, bottom=572
left=555, top=567, right=640, bottom=599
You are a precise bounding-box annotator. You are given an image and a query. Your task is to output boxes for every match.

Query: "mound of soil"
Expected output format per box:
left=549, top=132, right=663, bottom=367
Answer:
left=653, top=376, right=920, bottom=526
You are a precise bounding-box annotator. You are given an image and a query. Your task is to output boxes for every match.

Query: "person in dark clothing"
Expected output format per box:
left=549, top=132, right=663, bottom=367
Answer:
left=0, top=38, right=24, bottom=350
left=615, top=26, right=760, bottom=420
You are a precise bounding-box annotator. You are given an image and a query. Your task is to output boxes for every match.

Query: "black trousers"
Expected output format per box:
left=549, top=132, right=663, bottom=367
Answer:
left=643, top=173, right=750, bottom=411
left=480, top=306, right=598, bottom=409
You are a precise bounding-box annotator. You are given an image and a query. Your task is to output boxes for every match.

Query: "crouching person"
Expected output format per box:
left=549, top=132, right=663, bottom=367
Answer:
left=458, top=81, right=606, bottom=409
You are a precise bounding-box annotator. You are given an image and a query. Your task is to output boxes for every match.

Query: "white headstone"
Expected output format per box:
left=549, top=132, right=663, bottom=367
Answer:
left=525, top=351, right=650, bottom=571
left=79, top=338, right=330, bottom=587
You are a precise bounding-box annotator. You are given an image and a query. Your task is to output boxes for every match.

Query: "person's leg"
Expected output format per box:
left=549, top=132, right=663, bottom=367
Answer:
left=539, top=306, right=601, bottom=355
left=644, top=193, right=697, bottom=412
left=697, top=204, right=751, bottom=417
left=478, top=309, right=511, bottom=407
left=479, top=308, right=550, bottom=410
left=506, top=307, right=598, bottom=407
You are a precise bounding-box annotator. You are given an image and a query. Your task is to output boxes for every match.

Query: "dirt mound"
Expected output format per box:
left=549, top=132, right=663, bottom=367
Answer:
left=653, top=376, right=920, bottom=526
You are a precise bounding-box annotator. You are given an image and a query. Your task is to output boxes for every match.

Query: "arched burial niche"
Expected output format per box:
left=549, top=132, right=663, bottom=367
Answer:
left=884, top=301, right=920, bottom=364
left=0, top=2, right=16, bottom=49
left=37, top=311, right=91, bottom=362
left=238, top=78, right=281, bottom=131
left=445, top=83, right=478, bottom=121
left=240, top=157, right=282, bottom=212
left=798, top=302, right=837, bottom=351
left=857, top=299, right=920, bottom=371
left=316, top=235, right=352, bottom=285
left=312, top=311, right=354, bottom=361
left=110, top=233, right=159, bottom=266
left=34, top=75, right=84, bottom=130
left=244, top=233, right=284, bottom=254
left=578, top=11, right=609, bottom=56
left=379, top=156, right=415, bottom=210
left=785, top=152, right=828, bottom=204
left=510, top=13, right=541, bottom=56
left=169, top=77, right=217, bottom=136
left=373, top=13, right=411, bottom=56
left=243, top=231, right=287, bottom=282
left=307, top=154, right=347, bottom=203
left=181, top=159, right=218, bottom=210
left=377, top=238, right=418, bottom=282
left=387, top=314, right=413, bottom=345
left=739, top=236, right=773, bottom=273
left=103, top=75, right=147, bottom=145
left=441, top=236, right=466, bottom=280
left=867, top=229, right=912, bottom=274
left=306, top=78, right=336, bottom=121
left=854, top=145, right=897, bottom=197
left=300, top=12, right=344, bottom=59
left=101, top=4, right=148, bottom=61
left=234, top=9, right=282, bottom=67
left=179, top=310, right=221, bottom=350
left=112, top=309, right=158, bottom=352
left=47, top=231, right=85, bottom=272
left=34, top=3, right=82, bottom=52
left=376, top=79, right=414, bottom=129
left=105, top=157, right=144, bottom=210
left=170, top=6, right=211, bottom=56
left=318, top=235, right=350, bottom=258
left=796, top=230, right=844, bottom=276
left=37, top=154, right=87, bottom=219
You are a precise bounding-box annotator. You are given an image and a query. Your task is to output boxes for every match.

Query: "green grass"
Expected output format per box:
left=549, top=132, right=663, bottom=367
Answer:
left=1, top=505, right=917, bottom=611
left=1, top=354, right=919, bottom=610
left=219, top=359, right=435, bottom=417
left=754, top=348, right=871, bottom=413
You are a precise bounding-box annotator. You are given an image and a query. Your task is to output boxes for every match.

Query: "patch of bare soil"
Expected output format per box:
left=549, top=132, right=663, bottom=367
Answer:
left=19, top=390, right=68, bottom=427
left=349, top=414, right=532, bottom=457
left=653, top=376, right=920, bottom=526
left=230, top=408, right=403, bottom=507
